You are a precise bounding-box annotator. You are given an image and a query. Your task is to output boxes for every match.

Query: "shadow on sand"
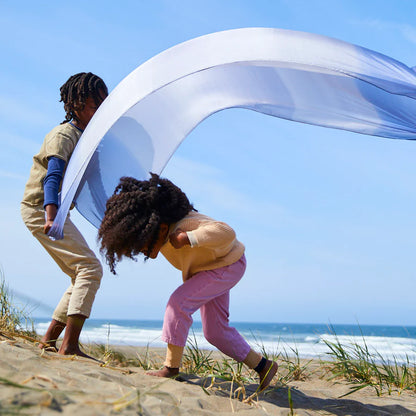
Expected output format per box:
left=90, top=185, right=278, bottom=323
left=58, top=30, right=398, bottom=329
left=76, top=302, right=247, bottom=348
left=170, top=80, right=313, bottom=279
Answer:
left=179, top=374, right=416, bottom=416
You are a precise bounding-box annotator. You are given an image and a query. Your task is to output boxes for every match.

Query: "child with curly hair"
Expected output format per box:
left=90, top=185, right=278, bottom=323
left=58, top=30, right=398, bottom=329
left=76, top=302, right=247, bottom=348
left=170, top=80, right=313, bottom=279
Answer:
left=98, top=174, right=278, bottom=390
left=21, top=72, right=108, bottom=358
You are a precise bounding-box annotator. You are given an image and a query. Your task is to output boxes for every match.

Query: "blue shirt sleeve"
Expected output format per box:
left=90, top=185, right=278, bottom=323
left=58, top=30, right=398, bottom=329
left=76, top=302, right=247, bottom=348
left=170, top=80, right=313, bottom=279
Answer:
left=43, top=156, right=66, bottom=208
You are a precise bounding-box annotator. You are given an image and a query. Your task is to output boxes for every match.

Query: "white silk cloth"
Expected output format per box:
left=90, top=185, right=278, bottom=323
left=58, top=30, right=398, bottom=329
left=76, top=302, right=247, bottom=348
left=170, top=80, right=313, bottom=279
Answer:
left=49, top=28, right=416, bottom=239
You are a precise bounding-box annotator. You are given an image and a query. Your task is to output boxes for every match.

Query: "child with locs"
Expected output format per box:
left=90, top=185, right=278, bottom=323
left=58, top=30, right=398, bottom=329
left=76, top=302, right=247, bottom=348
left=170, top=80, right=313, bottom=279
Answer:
left=21, top=72, right=108, bottom=358
left=98, top=174, right=278, bottom=390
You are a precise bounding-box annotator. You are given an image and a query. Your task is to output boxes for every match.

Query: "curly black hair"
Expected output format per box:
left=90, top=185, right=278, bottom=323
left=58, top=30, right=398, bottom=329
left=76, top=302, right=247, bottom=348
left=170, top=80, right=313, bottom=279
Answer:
left=60, top=72, right=108, bottom=124
left=98, top=174, right=195, bottom=274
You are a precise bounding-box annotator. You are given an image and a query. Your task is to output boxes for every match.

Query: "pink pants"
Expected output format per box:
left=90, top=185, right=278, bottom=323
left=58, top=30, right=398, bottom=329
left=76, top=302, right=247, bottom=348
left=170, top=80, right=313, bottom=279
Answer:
left=161, top=255, right=251, bottom=362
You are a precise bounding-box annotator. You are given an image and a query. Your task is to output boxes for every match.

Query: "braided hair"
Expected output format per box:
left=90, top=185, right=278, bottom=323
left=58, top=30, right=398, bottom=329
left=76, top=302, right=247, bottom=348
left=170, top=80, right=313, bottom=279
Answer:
left=99, top=173, right=196, bottom=274
left=60, top=72, right=108, bottom=124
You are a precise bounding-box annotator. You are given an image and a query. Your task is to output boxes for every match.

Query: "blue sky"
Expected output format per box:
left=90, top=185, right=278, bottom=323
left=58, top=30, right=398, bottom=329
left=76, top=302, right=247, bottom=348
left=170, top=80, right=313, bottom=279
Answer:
left=1, top=0, right=416, bottom=326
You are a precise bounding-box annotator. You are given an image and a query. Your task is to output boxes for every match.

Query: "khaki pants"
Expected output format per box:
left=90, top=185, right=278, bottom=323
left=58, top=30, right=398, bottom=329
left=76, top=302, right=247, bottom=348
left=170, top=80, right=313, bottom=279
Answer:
left=21, top=204, right=102, bottom=323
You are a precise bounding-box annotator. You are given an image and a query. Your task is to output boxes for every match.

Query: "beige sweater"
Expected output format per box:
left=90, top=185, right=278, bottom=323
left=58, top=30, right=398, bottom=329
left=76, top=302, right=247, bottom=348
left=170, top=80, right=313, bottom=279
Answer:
left=160, top=211, right=245, bottom=281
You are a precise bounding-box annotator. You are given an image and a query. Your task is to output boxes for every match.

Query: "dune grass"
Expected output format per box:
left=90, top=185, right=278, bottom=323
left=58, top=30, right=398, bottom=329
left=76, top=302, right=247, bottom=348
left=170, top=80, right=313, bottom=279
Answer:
left=0, top=271, right=36, bottom=339
left=91, top=331, right=316, bottom=405
left=322, top=328, right=416, bottom=396
left=93, top=330, right=416, bottom=400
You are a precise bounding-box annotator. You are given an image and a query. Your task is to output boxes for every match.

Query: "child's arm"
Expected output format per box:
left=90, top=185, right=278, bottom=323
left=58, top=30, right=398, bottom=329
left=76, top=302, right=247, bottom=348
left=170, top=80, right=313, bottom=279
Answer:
left=43, top=156, right=66, bottom=234
left=169, top=221, right=237, bottom=252
left=186, top=222, right=236, bottom=249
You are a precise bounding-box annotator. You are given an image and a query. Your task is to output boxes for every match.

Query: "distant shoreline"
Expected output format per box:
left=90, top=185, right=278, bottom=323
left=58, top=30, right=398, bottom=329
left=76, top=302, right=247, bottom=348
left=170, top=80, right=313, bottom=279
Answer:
left=32, top=316, right=416, bottom=329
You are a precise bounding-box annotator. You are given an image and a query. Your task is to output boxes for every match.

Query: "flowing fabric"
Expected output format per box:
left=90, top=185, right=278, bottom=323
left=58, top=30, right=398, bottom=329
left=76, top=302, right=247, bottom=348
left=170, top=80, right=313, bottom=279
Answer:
left=49, top=27, right=416, bottom=239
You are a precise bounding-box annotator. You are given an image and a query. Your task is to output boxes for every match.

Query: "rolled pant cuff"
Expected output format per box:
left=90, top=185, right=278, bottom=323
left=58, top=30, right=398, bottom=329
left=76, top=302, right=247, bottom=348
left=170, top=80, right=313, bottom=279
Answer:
left=67, top=308, right=90, bottom=318
left=52, top=313, right=68, bottom=325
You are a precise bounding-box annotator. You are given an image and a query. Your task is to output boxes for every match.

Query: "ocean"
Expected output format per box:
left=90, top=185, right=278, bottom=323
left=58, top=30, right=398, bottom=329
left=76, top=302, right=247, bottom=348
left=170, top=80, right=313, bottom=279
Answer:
left=34, top=318, right=416, bottom=364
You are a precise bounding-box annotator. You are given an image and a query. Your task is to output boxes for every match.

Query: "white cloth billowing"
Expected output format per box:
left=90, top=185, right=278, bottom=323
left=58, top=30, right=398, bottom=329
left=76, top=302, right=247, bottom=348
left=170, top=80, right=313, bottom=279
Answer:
left=49, top=28, right=416, bottom=239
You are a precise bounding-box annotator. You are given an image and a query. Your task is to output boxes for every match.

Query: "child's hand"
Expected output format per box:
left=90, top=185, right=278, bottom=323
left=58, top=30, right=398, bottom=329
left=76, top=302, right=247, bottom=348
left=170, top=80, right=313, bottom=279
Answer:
left=44, top=204, right=57, bottom=234
left=44, top=220, right=54, bottom=234
left=169, top=229, right=190, bottom=249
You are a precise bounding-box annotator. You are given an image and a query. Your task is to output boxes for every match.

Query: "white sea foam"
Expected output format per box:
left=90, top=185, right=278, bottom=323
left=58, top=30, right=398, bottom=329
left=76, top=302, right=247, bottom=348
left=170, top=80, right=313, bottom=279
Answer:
left=35, top=322, right=165, bottom=347
left=318, top=334, right=416, bottom=362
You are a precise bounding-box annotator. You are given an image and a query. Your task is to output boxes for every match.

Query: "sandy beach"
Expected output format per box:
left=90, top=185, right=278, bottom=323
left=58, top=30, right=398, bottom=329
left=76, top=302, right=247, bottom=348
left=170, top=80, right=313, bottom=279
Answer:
left=1, top=335, right=416, bottom=416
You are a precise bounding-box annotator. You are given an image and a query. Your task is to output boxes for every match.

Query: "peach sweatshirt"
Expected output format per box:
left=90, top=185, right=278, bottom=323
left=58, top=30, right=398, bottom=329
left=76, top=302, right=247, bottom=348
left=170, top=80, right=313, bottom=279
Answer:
left=160, top=211, right=245, bottom=281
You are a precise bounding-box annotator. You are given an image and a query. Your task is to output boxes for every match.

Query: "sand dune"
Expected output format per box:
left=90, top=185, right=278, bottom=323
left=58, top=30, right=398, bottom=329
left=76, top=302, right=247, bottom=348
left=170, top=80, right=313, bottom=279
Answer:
left=1, top=337, right=416, bottom=415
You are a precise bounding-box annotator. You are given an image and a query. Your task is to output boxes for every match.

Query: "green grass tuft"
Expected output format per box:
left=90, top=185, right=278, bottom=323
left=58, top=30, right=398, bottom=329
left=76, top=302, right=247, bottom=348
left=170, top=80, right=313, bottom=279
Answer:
left=0, top=270, right=36, bottom=338
left=322, top=325, right=416, bottom=396
left=183, top=331, right=214, bottom=375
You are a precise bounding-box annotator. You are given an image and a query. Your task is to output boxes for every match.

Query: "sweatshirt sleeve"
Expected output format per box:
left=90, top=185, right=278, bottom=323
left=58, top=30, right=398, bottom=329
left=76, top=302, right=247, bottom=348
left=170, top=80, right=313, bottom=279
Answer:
left=43, top=156, right=66, bottom=208
left=186, top=221, right=236, bottom=249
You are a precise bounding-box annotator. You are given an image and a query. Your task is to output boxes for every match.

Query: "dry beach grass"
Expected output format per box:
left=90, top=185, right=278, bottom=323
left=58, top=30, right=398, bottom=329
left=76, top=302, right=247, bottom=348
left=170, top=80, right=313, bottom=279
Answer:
left=1, top=276, right=416, bottom=415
